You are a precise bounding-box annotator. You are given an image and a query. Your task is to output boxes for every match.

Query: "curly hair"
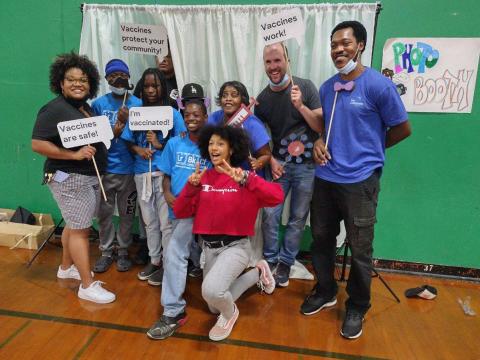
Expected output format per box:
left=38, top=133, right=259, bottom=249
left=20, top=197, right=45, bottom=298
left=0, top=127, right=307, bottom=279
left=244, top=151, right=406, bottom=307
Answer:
left=215, top=81, right=250, bottom=107
left=133, top=68, right=170, bottom=106
left=198, top=125, right=251, bottom=167
left=49, top=52, right=100, bottom=99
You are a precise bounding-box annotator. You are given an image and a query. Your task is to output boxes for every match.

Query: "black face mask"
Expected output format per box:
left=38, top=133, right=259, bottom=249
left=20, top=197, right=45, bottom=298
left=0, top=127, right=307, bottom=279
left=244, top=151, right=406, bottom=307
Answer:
left=112, top=77, right=134, bottom=90
left=63, top=95, right=88, bottom=109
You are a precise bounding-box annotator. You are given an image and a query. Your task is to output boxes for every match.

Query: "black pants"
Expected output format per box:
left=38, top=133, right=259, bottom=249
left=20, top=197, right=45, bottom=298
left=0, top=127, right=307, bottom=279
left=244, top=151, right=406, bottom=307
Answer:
left=310, top=170, right=380, bottom=314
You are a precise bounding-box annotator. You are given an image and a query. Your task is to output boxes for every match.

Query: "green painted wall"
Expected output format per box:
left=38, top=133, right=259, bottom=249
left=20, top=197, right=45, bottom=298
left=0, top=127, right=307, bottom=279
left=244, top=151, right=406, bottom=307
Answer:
left=1, top=0, right=478, bottom=267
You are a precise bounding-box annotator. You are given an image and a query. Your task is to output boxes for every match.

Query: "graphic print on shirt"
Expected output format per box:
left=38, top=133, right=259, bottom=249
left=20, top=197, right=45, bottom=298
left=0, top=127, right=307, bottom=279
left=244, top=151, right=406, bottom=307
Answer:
left=278, top=125, right=313, bottom=164
left=201, top=185, right=238, bottom=195
left=176, top=152, right=207, bottom=170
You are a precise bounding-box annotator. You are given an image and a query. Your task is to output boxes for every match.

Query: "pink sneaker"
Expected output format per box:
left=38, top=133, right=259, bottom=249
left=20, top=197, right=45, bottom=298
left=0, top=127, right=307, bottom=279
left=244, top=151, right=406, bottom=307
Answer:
left=256, top=260, right=275, bottom=295
left=208, top=304, right=239, bottom=341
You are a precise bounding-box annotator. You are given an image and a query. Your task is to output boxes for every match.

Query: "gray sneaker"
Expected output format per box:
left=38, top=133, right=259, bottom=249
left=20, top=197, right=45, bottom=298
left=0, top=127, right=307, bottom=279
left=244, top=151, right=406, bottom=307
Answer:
left=116, top=255, right=132, bottom=272
left=147, top=267, right=164, bottom=286
left=93, top=256, right=114, bottom=273
left=137, top=263, right=161, bottom=281
left=146, top=312, right=188, bottom=340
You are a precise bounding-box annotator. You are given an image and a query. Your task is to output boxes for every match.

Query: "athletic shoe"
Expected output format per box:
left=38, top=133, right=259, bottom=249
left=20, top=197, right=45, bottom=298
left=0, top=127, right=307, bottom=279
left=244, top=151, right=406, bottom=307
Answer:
left=116, top=255, right=132, bottom=272
left=132, top=242, right=149, bottom=265
left=93, top=256, right=114, bottom=273
left=57, top=264, right=94, bottom=280
left=340, top=310, right=365, bottom=339
left=146, top=312, right=188, bottom=340
left=187, top=262, right=202, bottom=278
left=147, top=267, right=164, bottom=286
left=78, top=281, right=116, bottom=304
left=300, top=288, right=337, bottom=315
left=208, top=304, right=239, bottom=341
left=137, top=263, right=161, bottom=281
left=274, top=262, right=290, bottom=287
left=256, top=260, right=275, bottom=295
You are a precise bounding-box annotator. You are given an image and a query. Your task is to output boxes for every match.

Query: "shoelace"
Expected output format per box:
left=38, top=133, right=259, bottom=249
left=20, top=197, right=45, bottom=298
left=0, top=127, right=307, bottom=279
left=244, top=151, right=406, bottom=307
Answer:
left=346, top=311, right=363, bottom=321
left=257, top=280, right=266, bottom=293
left=215, top=314, right=229, bottom=328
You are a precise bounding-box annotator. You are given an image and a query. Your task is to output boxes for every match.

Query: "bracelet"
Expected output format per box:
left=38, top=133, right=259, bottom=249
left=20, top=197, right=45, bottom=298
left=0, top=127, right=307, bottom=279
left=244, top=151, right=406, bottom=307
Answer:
left=239, top=170, right=250, bottom=186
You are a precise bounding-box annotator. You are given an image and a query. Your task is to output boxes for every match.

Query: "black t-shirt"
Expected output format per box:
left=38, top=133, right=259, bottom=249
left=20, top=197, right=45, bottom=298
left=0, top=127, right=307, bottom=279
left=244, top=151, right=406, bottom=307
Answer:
left=165, top=76, right=179, bottom=110
left=254, top=76, right=321, bottom=164
left=31, top=96, right=107, bottom=175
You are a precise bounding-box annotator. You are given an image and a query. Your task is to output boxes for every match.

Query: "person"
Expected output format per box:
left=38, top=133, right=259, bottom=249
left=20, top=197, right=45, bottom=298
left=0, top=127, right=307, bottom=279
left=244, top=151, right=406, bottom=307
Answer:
left=302, top=21, right=411, bottom=339
left=255, top=43, right=323, bottom=287
left=91, top=59, right=142, bottom=273
left=208, top=81, right=271, bottom=176
left=209, top=81, right=272, bottom=266
left=147, top=98, right=209, bottom=340
left=122, top=68, right=186, bottom=286
left=31, top=52, right=115, bottom=303
left=173, top=125, right=284, bottom=342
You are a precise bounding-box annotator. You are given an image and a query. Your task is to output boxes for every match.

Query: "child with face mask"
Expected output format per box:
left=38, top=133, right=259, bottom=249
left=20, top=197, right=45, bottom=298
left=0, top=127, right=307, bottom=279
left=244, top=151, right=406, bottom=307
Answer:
left=91, top=59, right=142, bottom=273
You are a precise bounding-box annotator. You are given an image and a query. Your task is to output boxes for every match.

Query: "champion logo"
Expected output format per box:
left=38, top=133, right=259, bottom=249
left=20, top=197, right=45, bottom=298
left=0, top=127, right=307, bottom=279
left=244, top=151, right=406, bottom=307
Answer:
left=201, top=185, right=238, bottom=194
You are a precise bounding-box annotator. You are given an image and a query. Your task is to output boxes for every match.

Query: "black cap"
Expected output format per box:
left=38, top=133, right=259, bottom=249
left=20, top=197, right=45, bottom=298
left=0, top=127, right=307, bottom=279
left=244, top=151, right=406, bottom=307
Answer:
left=181, top=83, right=204, bottom=100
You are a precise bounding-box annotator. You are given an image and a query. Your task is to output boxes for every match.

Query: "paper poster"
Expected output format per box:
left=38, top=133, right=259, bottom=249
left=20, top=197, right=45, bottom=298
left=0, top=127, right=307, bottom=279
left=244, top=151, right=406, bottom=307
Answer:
left=259, top=8, right=305, bottom=46
left=120, top=23, right=168, bottom=61
left=381, top=38, right=480, bottom=113
left=128, top=106, right=173, bottom=138
left=57, top=116, right=113, bottom=149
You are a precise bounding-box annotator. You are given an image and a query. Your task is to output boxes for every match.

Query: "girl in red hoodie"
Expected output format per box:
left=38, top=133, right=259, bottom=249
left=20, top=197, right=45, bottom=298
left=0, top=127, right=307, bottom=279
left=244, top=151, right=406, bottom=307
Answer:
left=174, top=125, right=284, bottom=341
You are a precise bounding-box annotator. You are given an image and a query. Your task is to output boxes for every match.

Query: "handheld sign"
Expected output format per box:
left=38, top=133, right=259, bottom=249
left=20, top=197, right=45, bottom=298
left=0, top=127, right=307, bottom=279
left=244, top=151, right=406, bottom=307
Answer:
left=120, top=23, right=168, bottom=62
left=259, top=8, right=305, bottom=46
left=57, top=116, right=113, bottom=202
left=129, top=106, right=174, bottom=138
left=57, top=116, right=113, bottom=150
left=225, top=104, right=252, bottom=128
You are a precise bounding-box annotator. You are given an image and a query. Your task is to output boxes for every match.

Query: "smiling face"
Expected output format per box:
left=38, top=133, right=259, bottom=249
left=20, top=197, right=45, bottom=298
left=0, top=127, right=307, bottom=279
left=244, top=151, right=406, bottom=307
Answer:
left=208, top=134, right=232, bottom=167
left=330, top=27, right=364, bottom=69
left=221, top=86, right=243, bottom=117
left=61, top=68, right=90, bottom=101
left=184, top=102, right=207, bottom=134
left=263, top=44, right=288, bottom=85
left=143, top=73, right=162, bottom=105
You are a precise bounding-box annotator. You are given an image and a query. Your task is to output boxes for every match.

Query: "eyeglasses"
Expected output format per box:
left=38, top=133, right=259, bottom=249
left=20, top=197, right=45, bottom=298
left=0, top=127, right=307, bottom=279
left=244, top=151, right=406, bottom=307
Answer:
left=64, top=77, right=89, bottom=85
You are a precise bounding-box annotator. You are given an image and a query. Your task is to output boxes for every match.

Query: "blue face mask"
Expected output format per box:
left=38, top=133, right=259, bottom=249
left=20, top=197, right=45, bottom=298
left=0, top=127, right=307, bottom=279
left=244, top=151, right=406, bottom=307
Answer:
left=268, top=73, right=290, bottom=89
left=338, top=48, right=360, bottom=75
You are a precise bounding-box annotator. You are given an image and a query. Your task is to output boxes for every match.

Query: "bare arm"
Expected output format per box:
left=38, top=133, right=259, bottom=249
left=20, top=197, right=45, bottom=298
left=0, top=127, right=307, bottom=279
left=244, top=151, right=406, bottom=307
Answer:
left=162, top=174, right=176, bottom=208
left=31, top=139, right=95, bottom=161
left=386, top=121, right=411, bottom=148
left=291, top=85, right=324, bottom=133
left=249, top=144, right=272, bottom=171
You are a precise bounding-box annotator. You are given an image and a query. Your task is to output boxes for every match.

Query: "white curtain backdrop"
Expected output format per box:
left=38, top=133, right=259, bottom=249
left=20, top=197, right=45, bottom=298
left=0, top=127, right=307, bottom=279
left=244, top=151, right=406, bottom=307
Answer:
left=80, top=3, right=379, bottom=108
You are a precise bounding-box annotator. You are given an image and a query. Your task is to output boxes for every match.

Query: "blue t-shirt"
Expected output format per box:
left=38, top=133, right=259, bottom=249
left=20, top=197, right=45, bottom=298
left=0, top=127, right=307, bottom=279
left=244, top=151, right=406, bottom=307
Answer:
left=316, top=67, right=408, bottom=183
left=158, top=135, right=210, bottom=218
left=91, top=93, right=142, bottom=174
left=208, top=110, right=270, bottom=177
left=121, top=108, right=186, bottom=174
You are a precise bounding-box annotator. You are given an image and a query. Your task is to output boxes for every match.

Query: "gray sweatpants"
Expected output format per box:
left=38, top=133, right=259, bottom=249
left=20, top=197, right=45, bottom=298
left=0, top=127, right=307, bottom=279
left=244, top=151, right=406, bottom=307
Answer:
left=201, top=238, right=260, bottom=318
left=97, top=173, right=136, bottom=256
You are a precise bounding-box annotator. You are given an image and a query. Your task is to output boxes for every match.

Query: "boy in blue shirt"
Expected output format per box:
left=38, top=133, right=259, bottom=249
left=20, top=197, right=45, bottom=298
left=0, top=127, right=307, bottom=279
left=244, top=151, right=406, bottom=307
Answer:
left=92, top=59, right=142, bottom=273
left=121, top=68, right=186, bottom=285
left=147, top=96, right=209, bottom=340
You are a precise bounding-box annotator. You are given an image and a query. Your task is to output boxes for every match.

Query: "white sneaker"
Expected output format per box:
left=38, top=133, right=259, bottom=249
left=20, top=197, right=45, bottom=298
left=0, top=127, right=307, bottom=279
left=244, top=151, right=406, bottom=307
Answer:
left=78, top=281, right=116, bottom=304
left=57, top=264, right=94, bottom=280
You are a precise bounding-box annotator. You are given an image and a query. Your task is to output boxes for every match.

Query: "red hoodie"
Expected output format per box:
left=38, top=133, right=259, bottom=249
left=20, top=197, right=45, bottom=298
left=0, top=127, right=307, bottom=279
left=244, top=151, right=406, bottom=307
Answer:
left=174, top=169, right=284, bottom=236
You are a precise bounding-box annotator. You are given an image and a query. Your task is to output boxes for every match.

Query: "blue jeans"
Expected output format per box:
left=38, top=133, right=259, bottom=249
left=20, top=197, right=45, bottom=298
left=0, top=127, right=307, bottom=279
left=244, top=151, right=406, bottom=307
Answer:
left=262, top=162, right=315, bottom=267
left=161, top=218, right=195, bottom=317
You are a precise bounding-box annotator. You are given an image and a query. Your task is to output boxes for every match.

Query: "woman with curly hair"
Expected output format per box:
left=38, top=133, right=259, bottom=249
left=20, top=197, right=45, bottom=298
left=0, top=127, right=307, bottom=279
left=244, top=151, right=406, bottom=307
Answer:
left=173, top=125, right=284, bottom=341
left=31, top=52, right=115, bottom=304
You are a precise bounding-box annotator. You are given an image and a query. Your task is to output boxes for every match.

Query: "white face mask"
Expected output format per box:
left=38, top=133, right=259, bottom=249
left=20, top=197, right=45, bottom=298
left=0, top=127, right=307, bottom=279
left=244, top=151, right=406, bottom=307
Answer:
left=338, top=48, right=360, bottom=75
left=109, top=85, right=127, bottom=96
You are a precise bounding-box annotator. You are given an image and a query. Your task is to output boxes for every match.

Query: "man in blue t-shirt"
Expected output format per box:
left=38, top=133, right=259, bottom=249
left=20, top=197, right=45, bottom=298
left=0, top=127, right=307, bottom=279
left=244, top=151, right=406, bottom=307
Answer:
left=147, top=98, right=209, bottom=340
left=91, top=59, right=142, bottom=273
left=301, top=21, right=411, bottom=340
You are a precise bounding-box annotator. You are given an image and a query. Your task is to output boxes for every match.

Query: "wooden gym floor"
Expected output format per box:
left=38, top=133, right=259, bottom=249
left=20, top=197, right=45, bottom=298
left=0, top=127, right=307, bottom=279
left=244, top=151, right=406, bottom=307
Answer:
left=0, top=243, right=479, bottom=360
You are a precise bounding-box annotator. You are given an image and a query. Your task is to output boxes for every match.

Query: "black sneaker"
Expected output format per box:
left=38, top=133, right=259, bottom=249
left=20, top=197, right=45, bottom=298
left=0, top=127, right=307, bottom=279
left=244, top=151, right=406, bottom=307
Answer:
left=93, top=255, right=114, bottom=273
left=137, top=263, right=161, bottom=281
left=300, top=288, right=337, bottom=315
left=340, top=310, right=365, bottom=339
left=133, top=242, right=149, bottom=265
left=267, top=261, right=277, bottom=274
left=274, top=262, right=290, bottom=287
left=147, top=267, right=164, bottom=286
left=147, top=312, right=188, bottom=340
left=116, top=254, right=132, bottom=272
left=187, top=264, right=202, bottom=278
